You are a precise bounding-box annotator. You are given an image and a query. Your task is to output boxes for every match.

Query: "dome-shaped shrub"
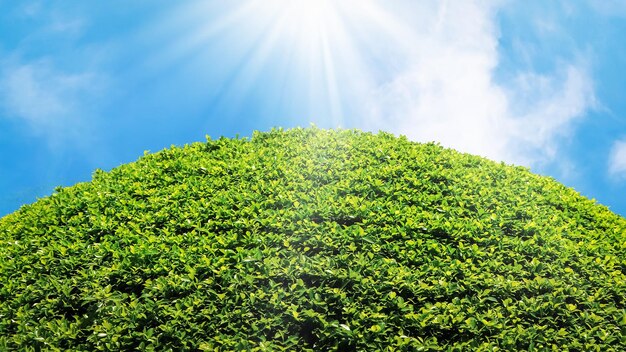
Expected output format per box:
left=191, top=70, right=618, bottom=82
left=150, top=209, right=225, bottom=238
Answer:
left=1, top=128, right=625, bottom=350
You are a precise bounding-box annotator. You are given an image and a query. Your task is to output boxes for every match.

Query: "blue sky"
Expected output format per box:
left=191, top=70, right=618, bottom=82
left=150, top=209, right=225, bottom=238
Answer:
left=1, top=0, right=626, bottom=218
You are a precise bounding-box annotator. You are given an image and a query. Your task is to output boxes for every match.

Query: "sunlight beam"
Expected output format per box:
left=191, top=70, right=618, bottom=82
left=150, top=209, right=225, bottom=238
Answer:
left=151, top=0, right=418, bottom=128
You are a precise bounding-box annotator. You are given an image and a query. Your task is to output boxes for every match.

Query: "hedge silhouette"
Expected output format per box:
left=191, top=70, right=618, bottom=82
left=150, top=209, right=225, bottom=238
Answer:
left=1, top=128, right=625, bottom=350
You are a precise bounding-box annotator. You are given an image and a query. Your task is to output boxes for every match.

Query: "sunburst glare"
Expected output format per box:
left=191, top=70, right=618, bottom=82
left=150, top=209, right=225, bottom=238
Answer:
left=146, top=0, right=409, bottom=127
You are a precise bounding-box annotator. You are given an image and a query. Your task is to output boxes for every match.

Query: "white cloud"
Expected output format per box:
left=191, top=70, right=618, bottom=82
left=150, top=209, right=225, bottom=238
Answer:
left=609, top=139, right=626, bottom=180
left=505, top=65, right=595, bottom=165
left=0, top=59, right=103, bottom=145
left=364, top=1, right=595, bottom=167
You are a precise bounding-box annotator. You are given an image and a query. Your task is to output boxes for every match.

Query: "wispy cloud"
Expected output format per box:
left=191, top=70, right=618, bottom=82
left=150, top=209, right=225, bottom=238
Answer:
left=17, top=1, right=86, bottom=33
left=506, top=65, right=595, bottom=165
left=364, top=1, right=595, bottom=167
left=0, top=0, right=103, bottom=148
left=588, top=0, right=626, bottom=17
left=0, top=58, right=104, bottom=146
left=609, top=139, right=626, bottom=180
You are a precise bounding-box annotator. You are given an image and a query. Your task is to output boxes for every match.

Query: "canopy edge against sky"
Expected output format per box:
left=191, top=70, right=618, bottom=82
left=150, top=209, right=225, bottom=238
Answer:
left=1, top=0, right=626, bottom=217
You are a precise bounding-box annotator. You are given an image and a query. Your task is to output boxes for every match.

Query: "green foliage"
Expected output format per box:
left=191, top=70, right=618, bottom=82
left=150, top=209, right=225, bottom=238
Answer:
left=1, top=127, right=626, bottom=351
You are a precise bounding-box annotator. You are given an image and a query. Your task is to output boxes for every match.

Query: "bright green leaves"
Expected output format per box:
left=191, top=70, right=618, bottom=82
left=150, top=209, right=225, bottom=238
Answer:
left=1, top=127, right=626, bottom=350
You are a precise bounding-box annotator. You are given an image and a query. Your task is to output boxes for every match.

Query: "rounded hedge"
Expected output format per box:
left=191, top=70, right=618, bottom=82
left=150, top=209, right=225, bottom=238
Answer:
left=1, top=128, right=626, bottom=351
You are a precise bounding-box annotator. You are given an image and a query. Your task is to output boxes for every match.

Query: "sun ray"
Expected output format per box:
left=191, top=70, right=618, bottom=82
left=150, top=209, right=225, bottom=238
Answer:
left=141, top=0, right=422, bottom=129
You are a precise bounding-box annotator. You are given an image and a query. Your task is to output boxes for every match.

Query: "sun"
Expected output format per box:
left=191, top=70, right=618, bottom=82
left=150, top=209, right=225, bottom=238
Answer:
left=282, top=0, right=336, bottom=32
left=157, top=0, right=409, bottom=126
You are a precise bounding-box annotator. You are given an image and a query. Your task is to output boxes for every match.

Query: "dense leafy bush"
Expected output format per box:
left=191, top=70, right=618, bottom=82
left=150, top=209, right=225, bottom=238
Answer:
left=1, top=128, right=626, bottom=351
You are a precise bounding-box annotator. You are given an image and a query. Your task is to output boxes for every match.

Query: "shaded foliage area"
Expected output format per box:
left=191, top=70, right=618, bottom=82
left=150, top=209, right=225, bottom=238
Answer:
left=1, top=128, right=626, bottom=351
